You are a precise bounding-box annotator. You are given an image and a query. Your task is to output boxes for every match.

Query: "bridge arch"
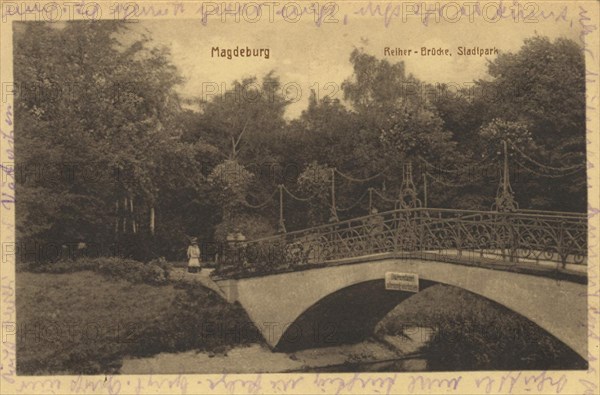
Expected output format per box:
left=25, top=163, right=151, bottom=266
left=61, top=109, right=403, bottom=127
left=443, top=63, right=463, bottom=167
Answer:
left=215, top=258, right=587, bottom=359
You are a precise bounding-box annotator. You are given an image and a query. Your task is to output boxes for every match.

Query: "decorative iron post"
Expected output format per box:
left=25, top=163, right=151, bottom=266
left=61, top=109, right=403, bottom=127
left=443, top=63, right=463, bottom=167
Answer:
left=227, top=232, right=247, bottom=269
left=399, top=162, right=422, bottom=209
left=493, top=140, right=518, bottom=263
left=329, top=167, right=339, bottom=222
left=494, top=140, right=518, bottom=212
left=423, top=173, right=428, bottom=208
left=277, top=184, right=286, bottom=233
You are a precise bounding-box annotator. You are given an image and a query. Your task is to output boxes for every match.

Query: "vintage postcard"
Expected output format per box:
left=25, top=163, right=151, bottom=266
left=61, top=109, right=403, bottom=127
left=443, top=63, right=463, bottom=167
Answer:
left=1, top=0, right=599, bottom=394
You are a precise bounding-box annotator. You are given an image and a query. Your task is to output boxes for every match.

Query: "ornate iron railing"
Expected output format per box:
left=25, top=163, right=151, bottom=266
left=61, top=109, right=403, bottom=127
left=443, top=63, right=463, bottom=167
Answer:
left=215, top=208, right=587, bottom=278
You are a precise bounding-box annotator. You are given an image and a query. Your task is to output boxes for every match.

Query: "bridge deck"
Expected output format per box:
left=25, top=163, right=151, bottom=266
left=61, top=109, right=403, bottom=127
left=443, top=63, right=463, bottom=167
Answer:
left=212, top=249, right=587, bottom=284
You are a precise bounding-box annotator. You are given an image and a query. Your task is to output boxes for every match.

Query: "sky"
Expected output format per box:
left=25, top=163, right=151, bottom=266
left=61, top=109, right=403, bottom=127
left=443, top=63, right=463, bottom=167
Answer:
left=126, top=3, right=580, bottom=119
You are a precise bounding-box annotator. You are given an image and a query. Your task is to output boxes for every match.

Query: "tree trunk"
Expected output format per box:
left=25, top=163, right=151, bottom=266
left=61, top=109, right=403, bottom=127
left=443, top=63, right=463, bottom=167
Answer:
left=115, top=199, right=119, bottom=235
left=123, top=197, right=127, bottom=233
left=130, top=197, right=136, bottom=234
left=150, top=207, right=155, bottom=236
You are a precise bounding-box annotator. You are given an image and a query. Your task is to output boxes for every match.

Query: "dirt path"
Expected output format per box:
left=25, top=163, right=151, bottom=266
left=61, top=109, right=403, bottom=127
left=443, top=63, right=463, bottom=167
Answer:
left=170, top=267, right=227, bottom=298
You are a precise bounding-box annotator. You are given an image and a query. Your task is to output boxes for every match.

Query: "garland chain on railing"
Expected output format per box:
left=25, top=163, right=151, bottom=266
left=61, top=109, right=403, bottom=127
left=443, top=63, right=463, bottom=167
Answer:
left=242, top=188, right=278, bottom=209
left=336, top=189, right=370, bottom=212
left=514, top=159, right=586, bottom=178
left=425, top=171, right=472, bottom=187
left=281, top=184, right=322, bottom=202
left=507, top=140, right=585, bottom=172
left=334, top=167, right=389, bottom=183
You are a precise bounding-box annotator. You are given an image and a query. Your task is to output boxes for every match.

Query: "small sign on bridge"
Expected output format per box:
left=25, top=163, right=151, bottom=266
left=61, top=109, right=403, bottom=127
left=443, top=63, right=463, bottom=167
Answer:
left=385, top=272, right=419, bottom=292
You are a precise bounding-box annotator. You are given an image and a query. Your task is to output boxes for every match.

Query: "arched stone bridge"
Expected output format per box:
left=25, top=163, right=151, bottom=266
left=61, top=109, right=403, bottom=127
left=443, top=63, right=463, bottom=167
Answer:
left=212, top=208, right=588, bottom=359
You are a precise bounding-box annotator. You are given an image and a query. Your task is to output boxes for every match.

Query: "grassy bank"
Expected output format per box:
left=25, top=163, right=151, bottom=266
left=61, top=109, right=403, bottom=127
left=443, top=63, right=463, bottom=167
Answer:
left=16, top=270, right=259, bottom=375
left=376, top=284, right=587, bottom=370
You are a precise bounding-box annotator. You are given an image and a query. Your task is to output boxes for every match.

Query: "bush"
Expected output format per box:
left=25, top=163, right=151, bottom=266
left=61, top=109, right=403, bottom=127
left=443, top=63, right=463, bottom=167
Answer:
left=25, top=259, right=98, bottom=274
left=424, top=314, right=587, bottom=370
left=131, top=281, right=261, bottom=357
left=376, top=284, right=587, bottom=371
left=148, top=256, right=173, bottom=273
left=15, top=261, right=33, bottom=272
left=95, top=257, right=170, bottom=285
left=21, top=256, right=172, bottom=285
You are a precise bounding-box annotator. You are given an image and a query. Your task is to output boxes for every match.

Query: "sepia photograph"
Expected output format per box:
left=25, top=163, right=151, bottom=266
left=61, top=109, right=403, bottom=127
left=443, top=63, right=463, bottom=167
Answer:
left=1, top=1, right=599, bottom=393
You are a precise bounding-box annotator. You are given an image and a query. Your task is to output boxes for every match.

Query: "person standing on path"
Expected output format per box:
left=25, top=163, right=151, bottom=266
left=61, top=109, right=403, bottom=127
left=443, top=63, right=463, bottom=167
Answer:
left=187, top=237, right=201, bottom=273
